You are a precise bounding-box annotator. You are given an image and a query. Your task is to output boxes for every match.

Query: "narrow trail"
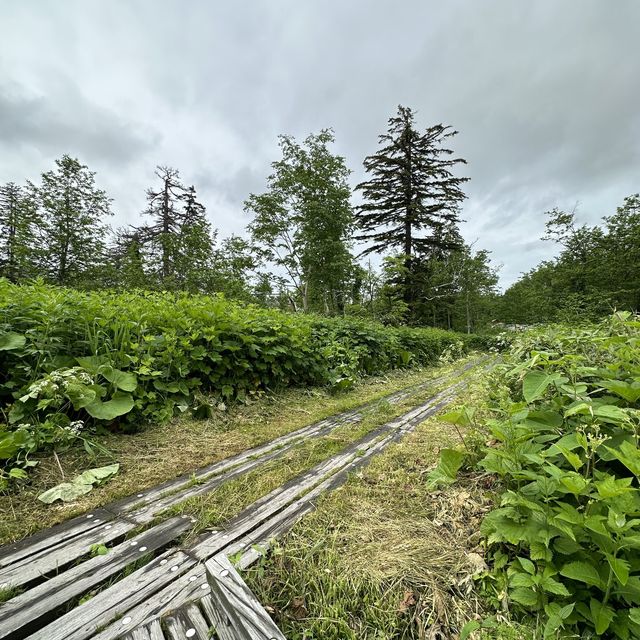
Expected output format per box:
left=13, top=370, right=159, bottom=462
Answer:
left=0, top=358, right=484, bottom=640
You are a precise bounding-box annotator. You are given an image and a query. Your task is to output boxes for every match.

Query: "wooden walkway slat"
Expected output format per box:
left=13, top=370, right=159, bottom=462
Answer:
left=26, top=550, right=196, bottom=640
left=0, top=516, right=190, bottom=640
left=0, top=361, right=482, bottom=640
left=0, top=517, right=135, bottom=590
left=123, top=619, right=165, bottom=640
left=0, top=508, right=115, bottom=569
left=205, top=555, right=285, bottom=640
left=164, top=603, right=211, bottom=640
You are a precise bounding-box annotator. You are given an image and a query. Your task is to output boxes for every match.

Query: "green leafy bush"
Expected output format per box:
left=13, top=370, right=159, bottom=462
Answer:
left=479, top=313, right=640, bottom=638
left=0, top=280, right=476, bottom=477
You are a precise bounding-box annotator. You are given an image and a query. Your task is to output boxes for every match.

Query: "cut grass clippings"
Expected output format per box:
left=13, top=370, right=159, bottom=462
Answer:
left=243, top=367, right=533, bottom=640
left=0, top=356, right=478, bottom=545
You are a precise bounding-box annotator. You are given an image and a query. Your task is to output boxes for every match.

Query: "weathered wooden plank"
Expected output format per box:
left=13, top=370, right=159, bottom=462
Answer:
left=26, top=550, right=195, bottom=640
left=0, top=517, right=136, bottom=590
left=124, top=620, right=166, bottom=640
left=205, top=555, right=285, bottom=640
left=0, top=516, right=189, bottom=640
left=200, top=594, right=236, bottom=640
left=23, top=375, right=472, bottom=640
left=0, top=508, right=115, bottom=570
left=164, top=603, right=211, bottom=640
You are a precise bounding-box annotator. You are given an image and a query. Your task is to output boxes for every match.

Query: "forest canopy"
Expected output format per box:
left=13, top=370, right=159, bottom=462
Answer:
left=1, top=105, right=637, bottom=331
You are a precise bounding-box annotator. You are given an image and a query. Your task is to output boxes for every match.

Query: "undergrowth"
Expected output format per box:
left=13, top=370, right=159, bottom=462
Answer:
left=459, top=313, right=640, bottom=639
left=0, top=280, right=492, bottom=485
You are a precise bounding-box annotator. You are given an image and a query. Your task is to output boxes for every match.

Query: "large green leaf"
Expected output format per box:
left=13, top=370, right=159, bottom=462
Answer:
left=0, top=434, right=19, bottom=459
left=510, top=586, right=539, bottom=607
left=100, top=366, right=137, bottom=392
left=523, top=371, right=555, bottom=403
left=560, top=561, right=603, bottom=587
left=37, top=481, right=93, bottom=504
left=0, top=332, right=26, bottom=351
left=604, top=440, right=640, bottom=476
left=426, top=448, right=466, bottom=488
left=75, top=463, right=120, bottom=486
left=606, top=554, right=630, bottom=586
left=65, top=382, right=97, bottom=410
left=599, top=380, right=640, bottom=404
left=38, top=464, right=120, bottom=504
left=85, top=392, right=134, bottom=421
left=590, top=598, right=615, bottom=635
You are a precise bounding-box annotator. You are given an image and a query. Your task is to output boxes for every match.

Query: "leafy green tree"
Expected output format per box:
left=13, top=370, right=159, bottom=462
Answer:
left=208, top=235, right=261, bottom=300
left=30, top=155, right=112, bottom=285
left=0, top=182, right=38, bottom=281
left=102, top=227, right=148, bottom=289
left=602, top=194, right=640, bottom=310
left=498, top=195, right=640, bottom=323
left=138, top=167, right=215, bottom=291
left=246, top=130, right=355, bottom=313
left=356, top=105, right=469, bottom=309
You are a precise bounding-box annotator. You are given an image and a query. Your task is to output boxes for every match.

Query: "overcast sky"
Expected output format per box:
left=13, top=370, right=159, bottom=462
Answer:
left=1, top=1, right=638, bottom=288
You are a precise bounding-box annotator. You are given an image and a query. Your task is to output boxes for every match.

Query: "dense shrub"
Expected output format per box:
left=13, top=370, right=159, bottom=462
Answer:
left=478, top=313, right=640, bottom=638
left=0, top=280, right=475, bottom=480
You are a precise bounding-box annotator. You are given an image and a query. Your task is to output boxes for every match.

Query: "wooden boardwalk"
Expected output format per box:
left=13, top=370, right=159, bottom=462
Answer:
left=0, top=362, right=479, bottom=640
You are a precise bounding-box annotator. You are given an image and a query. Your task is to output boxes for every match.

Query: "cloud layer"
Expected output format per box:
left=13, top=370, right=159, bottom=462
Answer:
left=1, top=0, right=638, bottom=286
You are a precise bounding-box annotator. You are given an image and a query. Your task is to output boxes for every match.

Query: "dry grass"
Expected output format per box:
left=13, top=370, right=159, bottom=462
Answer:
left=244, top=370, right=506, bottom=639
left=0, top=357, right=476, bottom=545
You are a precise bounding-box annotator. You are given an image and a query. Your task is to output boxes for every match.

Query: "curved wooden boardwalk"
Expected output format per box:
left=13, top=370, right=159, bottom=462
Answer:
left=0, top=360, right=481, bottom=640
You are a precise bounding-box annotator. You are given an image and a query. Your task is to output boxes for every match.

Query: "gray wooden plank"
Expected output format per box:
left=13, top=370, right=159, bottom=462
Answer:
left=164, top=603, right=211, bottom=640
left=148, top=620, right=166, bottom=640
left=26, top=549, right=195, bottom=640
left=0, top=516, right=189, bottom=640
left=0, top=508, right=115, bottom=570
left=0, top=517, right=136, bottom=589
left=200, top=594, right=235, bottom=640
left=22, top=372, right=474, bottom=640
left=206, top=555, right=285, bottom=640
left=126, top=620, right=166, bottom=640
left=89, top=564, right=209, bottom=640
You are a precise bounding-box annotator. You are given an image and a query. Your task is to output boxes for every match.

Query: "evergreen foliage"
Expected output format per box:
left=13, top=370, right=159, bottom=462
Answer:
left=356, top=105, right=469, bottom=309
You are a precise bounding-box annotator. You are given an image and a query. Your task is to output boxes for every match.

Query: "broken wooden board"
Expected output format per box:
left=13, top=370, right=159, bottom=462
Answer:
left=0, top=517, right=190, bottom=640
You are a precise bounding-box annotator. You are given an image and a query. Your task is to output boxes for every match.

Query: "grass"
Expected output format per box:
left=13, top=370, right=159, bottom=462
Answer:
left=241, top=368, right=535, bottom=640
left=160, top=361, right=477, bottom=540
left=0, top=356, right=478, bottom=545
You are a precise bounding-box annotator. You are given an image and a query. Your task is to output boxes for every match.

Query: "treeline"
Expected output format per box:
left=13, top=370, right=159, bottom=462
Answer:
left=500, top=195, right=640, bottom=323
left=0, top=106, right=499, bottom=332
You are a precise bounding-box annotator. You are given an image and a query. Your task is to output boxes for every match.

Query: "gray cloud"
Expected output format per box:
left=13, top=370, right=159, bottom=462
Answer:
left=1, top=0, right=638, bottom=287
left=0, top=82, right=159, bottom=166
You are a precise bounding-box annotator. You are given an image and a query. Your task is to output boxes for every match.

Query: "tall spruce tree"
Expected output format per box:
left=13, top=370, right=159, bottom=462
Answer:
left=356, top=105, right=469, bottom=309
left=0, top=182, right=38, bottom=281
left=31, top=155, right=112, bottom=285
left=138, top=167, right=214, bottom=291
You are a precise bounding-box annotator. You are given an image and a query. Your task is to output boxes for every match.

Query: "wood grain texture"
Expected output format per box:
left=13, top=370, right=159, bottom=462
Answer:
left=164, top=603, right=211, bottom=640
left=205, top=555, right=285, bottom=640
left=0, top=517, right=189, bottom=640
left=0, top=517, right=136, bottom=590
left=26, top=550, right=195, bottom=640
